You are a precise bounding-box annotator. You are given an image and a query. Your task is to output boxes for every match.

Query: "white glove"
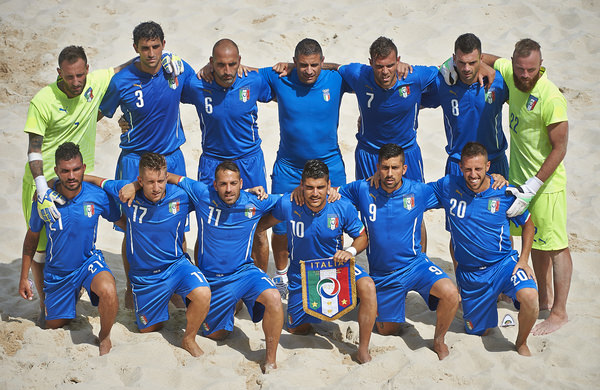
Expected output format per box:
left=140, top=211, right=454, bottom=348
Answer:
left=439, top=57, right=458, bottom=86
left=35, top=176, right=66, bottom=224
left=505, top=176, right=543, bottom=218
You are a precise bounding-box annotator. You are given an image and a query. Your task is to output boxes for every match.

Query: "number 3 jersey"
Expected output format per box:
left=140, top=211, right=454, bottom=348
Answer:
left=29, top=182, right=121, bottom=275
left=427, top=175, right=530, bottom=270
left=103, top=180, right=192, bottom=275
left=338, top=179, right=438, bottom=275
left=271, top=196, right=365, bottom=275
left=178, top=177, right=280, bottom=276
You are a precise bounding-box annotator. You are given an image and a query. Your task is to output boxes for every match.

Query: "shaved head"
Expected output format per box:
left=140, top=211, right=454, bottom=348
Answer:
left=212, top=38, right=239, bottom=56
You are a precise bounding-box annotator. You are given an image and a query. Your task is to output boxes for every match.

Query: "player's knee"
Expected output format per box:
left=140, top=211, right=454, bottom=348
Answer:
left=376, top=322, right=400, bottom=336
left=357, top=277, right=376, bottom=300
left=188, top=286, right=211, bottom=305
left=517, top=288, right=539, bottom=312
left=94, top=280, right=117, bottom=301
left=436, top=280, right=459, bottom=304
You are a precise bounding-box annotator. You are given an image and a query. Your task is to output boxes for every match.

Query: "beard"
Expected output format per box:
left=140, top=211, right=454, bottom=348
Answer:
left=514, top=71, right=541, bottom=92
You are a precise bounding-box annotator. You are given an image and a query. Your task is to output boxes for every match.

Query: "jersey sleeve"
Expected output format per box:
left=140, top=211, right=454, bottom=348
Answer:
left=28, top=198, right=44, bottom=233
left=416, top=65, right=438, bottom=90
left=101, top=180, right=126, bottom=201
left=99, top=77, right=121, bottom=118
left=509, top=209, right=530, bottom=227
left=258, top=67, right=277, bottom=88
left=337, top=63, right=362, bottom=91
left=23, top=100, right=49, bottom=137
left=181, top=76, right=202, bottom=105
left=425, top=178, right=445, bottom=210
left=100, top=191, right=122, bottom=222
left=542, top=93, right=568, bottom=126
left=337, top=181, right=359, bottom=206
left=178, top=177, right=208, bottom=206
left=420, top=74, right=441, bottom=108
left=178, top=59, right=196, bottom=87
left=493, top=58, right=512, bottom=81
left=256, top=73, right=274, bottom=103
left=257, top=193, right=282, bottom=213
left=342, top=201, right=364, bottom=239
left=271, top=195, right=290, bottom=222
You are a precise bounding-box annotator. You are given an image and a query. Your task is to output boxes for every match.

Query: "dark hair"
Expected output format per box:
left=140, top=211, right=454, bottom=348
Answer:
left=513, top=38, right=541, bottom=58
left=139, top=152, right=167, bottom=174
left=133, top=21, right=164, bottom=46
left=461, top=142, right=488, bottom=162
left=58, top=46, right=87, bottom=67
left=55, top=142, right=83, bottom=165
left=212, top=38, right=239, bottom=56
left=369, top=36, right=397, bottom=60
left=215, top=160, right=241, bottom=179
left=378, top=143, right=405, bottom=164
left=301, top=159, right=329, bottom=182
left=294, top=38, right=323, bottom=58
left=454, top=33, right=482, bottom=55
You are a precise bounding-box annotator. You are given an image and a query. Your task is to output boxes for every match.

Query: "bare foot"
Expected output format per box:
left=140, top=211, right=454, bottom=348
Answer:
left=182, top=337, right=204, bottom=357
left=516, top=343, right=532, bottom=356
left=124, top=288, right=134, bottom=310
left=170, top=294, right=186, bottom=309
left=532, top=313, right=568, bottom=335
left=99, top=337, right=112, bottom=356
left=263, top=362, right=277, bottom=374
left=433, top=340, right=449, bottom=360
left=357, top=349, right=372, bottom=364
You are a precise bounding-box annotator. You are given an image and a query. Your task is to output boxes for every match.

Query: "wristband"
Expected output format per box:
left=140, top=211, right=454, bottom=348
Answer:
left=525, top=176, right=543, bottom=193
left=28, top=152, right=43, bottom=162
left=178, top=176, right=185, bottom=185
left=34, top=175, right=49, bottom=193
left=344, top=246, right=357, bottom=256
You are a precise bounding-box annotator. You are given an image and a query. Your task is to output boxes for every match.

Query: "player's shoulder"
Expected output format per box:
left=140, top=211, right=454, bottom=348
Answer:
left=535, top=70, right=564, bottom=98
left=30, top=82, right=59, bottom=106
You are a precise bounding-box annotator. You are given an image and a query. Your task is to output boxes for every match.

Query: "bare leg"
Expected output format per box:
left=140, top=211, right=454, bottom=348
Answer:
left=376, top=322, right=401, bottom=335
left=288, top=323, right=312, bottom=335
left=531, top=249, right=553, bottom=310
left=449, top=241, right=457, bottom=275
left=252, top=230, right=269, bottom=272
left=256, top=288, right=284, bottom=371
left=421, top=221, right=427, bottom=253
left=532, top=248, right=571, bottom=335
left=45, top=318, right=70, bottom=329
left=121, top=237, right=133, bottom=310
left=271, top=233, right=288, bottom=272
left=31, top=253, right=46, bottom=313
left=356, top=277, right=376, bottom=364
left=515, top=287, right=539, bottom=355
left=90, top=271, right=119, bottom=355
left=182, top=286, right=211, bottom=357
left=430, top=278, right=459, bottom=359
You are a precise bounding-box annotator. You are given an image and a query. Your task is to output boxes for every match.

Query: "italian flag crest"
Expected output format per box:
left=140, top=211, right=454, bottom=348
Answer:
left=239, top=87, right=250, bottom=102
left=245, top=204, right=256, bottom=218
left=169, top=201, right=180, bottom=214
left=83, top=203, right=95, bottom=217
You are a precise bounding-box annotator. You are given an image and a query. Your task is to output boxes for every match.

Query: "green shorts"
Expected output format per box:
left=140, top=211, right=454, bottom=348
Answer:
left=22, top=178, right=47, bottom=253
left=510, top=190, right=568, bottom=251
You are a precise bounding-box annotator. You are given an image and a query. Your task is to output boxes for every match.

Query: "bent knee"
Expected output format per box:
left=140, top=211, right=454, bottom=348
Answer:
left=357, top=277, right=376, bottom=296
left=260, top=289, right=283, bottom=309
left=517, top=288, right=539, bottom=309
left=376, top=322, right=400, bottom=336
left=188, top=286, right=211, bottom=303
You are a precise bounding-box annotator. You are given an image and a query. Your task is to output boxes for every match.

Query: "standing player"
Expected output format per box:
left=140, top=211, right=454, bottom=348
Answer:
left=257, top=160, right=377, bottom=364
left=428, top=142, right=539, bottom=356
left=259, top=39, right=351, bottom=296
left=421, top=33, right=509, bottom=177
left=181, top=39, right=273, bottom=271
left=163, top=162, right=283, bottom=371
left=23, top=45, right=131, bottom=316
left=86, top=153, right=211, bottom=357
left=19, top=142, right=121, bottom=355
left=99, top=21, right=195, bottom=307
left=482, top=39, right=572, bottom=335
left=338, top=144, right=459, bottom=360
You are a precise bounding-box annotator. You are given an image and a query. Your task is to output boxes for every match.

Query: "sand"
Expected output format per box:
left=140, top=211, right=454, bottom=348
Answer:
left=1, top=0, right=599, bottom=388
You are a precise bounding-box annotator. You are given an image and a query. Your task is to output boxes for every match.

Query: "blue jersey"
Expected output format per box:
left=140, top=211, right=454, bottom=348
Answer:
left=259, top=67, right=351, bottom=168
left=338, top=63, right=437, bottom=152
left=339, top=179, right=438, bottom=275
left=178, top=177, right=280, bottom=275
left=29, top=182, right=121, bottom=275
left=271, top=196, right=365, bottom=275
left=99, top=60, right=195, bottom=154
left=427, top=175, right=530, bottom=269
left=103, top=181, right=193, bottom=274
left=421, top=71, right=508, bottom=161
left=181, top=72, right=273, bottom=159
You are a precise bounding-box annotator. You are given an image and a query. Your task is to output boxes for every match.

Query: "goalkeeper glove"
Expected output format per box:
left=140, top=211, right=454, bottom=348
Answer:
left=439, top=57, right=458, bottom=86
left=505, top=176, right=543, bottom=217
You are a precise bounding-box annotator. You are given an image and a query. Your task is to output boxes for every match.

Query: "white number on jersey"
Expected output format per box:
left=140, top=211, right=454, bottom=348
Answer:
left=49, top=218, right=64, bottom=232
left=366, top=92, right=374, bottom=108
left=135, top=90, right=144, bottom=108
left=290, top=220, right=304, bottom=238
left=428, top=265, right=443, bottom=275
left=191, top=271, right=207, bottom=284
left=205, top=97, right=213, bottom=114
left=451, top=99, right=459, bottom=116
left=449, top=198, right=466, bottom=218
left=369, top=203, right=377, bottom=222
left=132, top=205, right=148, bottom=223
left=207, top=206, right=222, bottom=226
left=87, top=260, right=104, bottom=274
left=510, top=269, right=529, bottom=286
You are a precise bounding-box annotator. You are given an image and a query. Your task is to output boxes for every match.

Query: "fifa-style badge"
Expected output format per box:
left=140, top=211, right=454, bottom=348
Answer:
left=169, top=201, right=180, bottom=214
left=400, top=85, right=411, bottom=98
left=526, top=95, right=538, bottom=111
left=403, top=194, right=415, bottom=210
left=239, top=87, right=250, bottom=102
left=487, top=198, right=500, bottom=213
left=245, top=205, right=256, bottom=218
left=84, top=87, right=94, bottom=102
left=327, top=214, right=339, bottom=230
left=322, top=89, right=330, bottom=102
left=84, top=203, right=95, bottom=217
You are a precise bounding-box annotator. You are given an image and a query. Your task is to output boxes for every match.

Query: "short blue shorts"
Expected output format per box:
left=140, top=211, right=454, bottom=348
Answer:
left=44, top=251, right=113, bottom=321
left=456, top=255, right=537, bottom=335
left=130, top=257, right=209, bottom=330
left=286, top=263, right=369, bottom=328
left=355, top=143, right=424, bottom=182
left=445, top=154, right=509, bottom=177
left=198, top=149, right=268, bottom=191
left=370, top=256, right=449, bottom=323
left=200, top=263, right=276, bottom=335
left=271, top=156, right=346, bottom=235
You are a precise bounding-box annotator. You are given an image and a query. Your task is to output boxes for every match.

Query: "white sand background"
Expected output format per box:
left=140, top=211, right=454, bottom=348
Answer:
left=1, top=0, right=599, bottom=388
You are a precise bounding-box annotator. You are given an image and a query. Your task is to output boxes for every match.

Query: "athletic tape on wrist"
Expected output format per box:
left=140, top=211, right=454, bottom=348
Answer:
left=28, top=153, right=43, bottom=162
left=344, top=246, right=357, bottom=256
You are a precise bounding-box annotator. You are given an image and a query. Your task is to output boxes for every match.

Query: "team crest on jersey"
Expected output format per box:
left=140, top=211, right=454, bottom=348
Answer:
left=83, top=203, right=95, bottom=217
left=488, top=198, right=500, bottom=213
left=403, top=194, right=415, bottom=210
left=327, top=214, right=339, bottom=230
left=485, top=89, right=496, bottom=104
left=526, top=95, right=538, bottom=111
left=239, top=87, right=250, bottom=102
left=245, top=204, right=256, bottom=218
left=84, top=87, right=94, bottom=102
left=322, top=89, right=330, bottom=102
left=399, top=85, right=411, bottom=98
left=169, top=200, right=180, bottom=214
